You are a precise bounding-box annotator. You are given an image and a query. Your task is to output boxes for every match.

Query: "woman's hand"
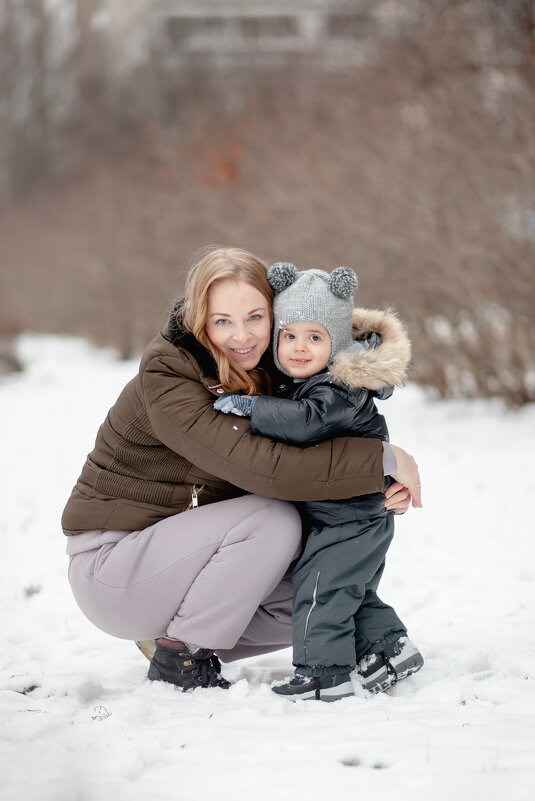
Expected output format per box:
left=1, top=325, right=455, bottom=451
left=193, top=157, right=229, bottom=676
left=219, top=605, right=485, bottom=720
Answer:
left=388, top=444, right=422, bottom=509
left=384, top=482, right=411, bottom=513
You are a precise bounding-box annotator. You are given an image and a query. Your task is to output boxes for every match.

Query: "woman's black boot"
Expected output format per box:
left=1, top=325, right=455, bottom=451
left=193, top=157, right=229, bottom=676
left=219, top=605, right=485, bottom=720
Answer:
left=147, top=639, right=231, bottom=691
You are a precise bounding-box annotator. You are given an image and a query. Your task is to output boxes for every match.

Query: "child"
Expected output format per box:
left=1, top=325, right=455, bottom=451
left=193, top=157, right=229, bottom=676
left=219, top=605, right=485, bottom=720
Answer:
left=214, top=262, right=423, bottom=701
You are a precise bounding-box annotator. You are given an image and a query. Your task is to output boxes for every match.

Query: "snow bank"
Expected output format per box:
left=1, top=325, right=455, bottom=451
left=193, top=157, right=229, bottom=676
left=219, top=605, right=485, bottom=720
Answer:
left=1, top=334, right=534, bottom=800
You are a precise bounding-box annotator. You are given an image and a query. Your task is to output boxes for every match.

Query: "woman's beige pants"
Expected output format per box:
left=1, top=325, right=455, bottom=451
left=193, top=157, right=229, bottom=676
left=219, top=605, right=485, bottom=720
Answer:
left=67, top=495, right=302, bottom=662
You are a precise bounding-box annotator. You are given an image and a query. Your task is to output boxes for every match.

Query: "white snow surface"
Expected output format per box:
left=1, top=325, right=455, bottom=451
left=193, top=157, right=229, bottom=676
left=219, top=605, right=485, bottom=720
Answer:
left=1, top=334, right=534, bottom=801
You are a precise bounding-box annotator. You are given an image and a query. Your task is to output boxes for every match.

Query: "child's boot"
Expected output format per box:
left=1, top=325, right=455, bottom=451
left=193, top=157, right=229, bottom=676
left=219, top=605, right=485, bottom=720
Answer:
left=272, top=670, right=354, bottom=701
left=356, top=636, right=423, bottom=692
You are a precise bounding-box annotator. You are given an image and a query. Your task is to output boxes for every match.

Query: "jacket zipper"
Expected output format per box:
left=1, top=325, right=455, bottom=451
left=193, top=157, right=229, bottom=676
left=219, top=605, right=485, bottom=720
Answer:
left=303, top=571, right=321, bottom=659
left=188, top=484, right=204, bottom=510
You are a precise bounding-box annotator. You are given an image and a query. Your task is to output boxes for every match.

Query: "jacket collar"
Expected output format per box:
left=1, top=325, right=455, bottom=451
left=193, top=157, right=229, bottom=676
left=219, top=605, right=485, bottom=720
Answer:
left=167, top=300, right=219, bottom=380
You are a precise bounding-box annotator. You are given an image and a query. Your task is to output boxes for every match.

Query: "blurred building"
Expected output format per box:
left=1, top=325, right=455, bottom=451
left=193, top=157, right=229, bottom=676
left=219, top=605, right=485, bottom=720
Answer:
left=1, top=1, right=533, bottom=403
left=153, top=0, right=413, bottom=67
left=1, top=0, right=420, bottom=199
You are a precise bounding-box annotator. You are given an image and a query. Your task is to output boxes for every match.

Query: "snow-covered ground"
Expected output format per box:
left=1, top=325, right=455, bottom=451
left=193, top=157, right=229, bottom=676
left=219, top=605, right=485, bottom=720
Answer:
left=1, top=334, right=534, bottom=801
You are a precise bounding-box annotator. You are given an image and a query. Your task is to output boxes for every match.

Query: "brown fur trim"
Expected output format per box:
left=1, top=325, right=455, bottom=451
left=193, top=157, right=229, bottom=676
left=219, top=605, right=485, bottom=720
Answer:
left=328, top=308, right=412, bottom=390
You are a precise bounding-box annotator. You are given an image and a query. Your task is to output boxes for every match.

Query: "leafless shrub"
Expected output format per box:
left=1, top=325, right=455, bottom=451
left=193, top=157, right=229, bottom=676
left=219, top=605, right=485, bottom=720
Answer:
left=0, top=312, right=23, bottom=375
left=0, top=1, right=533, bottom=403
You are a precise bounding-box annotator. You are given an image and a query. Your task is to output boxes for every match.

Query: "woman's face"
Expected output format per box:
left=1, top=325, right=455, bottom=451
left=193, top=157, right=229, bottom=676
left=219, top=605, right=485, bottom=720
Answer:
left=206, top=279, right=271, bottom=371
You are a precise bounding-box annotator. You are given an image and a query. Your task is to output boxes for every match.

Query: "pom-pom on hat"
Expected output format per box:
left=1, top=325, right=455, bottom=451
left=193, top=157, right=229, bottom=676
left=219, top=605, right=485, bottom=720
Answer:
left=267, top=263, right=358, bottom=374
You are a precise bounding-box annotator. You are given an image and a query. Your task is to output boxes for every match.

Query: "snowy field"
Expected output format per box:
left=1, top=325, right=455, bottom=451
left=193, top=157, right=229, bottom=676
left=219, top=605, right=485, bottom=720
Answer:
left=1, top=333, right=534, bottom=801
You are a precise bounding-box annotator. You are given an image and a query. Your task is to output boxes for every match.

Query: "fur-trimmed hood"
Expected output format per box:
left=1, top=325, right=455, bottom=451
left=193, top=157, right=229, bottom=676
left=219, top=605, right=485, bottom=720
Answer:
left=328, top=307, right=412, bottom=391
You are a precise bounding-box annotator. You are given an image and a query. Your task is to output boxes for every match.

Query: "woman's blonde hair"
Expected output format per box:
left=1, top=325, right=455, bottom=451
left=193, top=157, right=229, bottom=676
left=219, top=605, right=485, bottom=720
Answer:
left=176, top=245, right=274, bottom=394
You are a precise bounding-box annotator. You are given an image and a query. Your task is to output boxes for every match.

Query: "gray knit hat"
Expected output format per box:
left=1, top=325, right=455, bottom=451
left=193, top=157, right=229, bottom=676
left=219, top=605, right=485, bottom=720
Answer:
left=267, top=263, right=358, bottom=375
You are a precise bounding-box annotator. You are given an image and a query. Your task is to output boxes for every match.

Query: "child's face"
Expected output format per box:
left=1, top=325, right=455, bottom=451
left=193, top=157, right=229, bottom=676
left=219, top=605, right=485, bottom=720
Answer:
left=278, top=321, right=331, bottom=378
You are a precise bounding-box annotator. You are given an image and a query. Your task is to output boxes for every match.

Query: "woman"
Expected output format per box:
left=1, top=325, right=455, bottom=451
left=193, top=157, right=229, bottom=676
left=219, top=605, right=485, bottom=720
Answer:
left=63, top=246, right=421, bottom=692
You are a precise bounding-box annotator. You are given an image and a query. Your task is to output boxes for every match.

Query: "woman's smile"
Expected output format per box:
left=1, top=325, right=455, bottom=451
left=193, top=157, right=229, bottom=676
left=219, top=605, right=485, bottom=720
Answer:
left=229, top=344, right=258, bottom=362
left=206, top=279, right=271, bottom=371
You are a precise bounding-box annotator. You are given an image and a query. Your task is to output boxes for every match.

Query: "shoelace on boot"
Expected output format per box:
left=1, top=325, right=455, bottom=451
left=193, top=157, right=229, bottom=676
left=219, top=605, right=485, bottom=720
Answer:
left=192, top=653, right=223, bottom=687
left=383, top=654, right=398, bottom=683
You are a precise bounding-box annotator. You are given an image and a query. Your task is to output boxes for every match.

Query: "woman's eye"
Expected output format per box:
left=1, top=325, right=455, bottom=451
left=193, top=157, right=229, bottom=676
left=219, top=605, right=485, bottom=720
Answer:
left=250, top=314, right=262, bottom=321
left=215, top=318, right=230, bottom=325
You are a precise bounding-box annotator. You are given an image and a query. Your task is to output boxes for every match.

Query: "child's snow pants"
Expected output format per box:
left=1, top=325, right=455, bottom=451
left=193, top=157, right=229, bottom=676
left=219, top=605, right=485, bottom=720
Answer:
left=291, top=511, right=406, bottom=676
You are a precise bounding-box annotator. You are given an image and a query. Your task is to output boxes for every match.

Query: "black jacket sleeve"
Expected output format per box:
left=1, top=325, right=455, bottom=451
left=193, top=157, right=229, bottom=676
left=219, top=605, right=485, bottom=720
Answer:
left=250, top=383, right=369, bottom=446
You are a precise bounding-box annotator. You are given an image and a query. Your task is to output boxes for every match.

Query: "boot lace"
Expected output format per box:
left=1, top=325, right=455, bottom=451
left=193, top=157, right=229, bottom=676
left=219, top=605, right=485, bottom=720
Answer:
left=383, top=654, right=398, bottom=683
left=192, top=653, right=223, bottom=687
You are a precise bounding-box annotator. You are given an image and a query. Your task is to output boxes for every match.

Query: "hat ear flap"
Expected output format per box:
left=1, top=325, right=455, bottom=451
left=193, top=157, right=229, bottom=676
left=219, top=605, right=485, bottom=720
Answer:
left=267, top=262, right=299, bottom=294
left=329, top=266, right=358, bottom=299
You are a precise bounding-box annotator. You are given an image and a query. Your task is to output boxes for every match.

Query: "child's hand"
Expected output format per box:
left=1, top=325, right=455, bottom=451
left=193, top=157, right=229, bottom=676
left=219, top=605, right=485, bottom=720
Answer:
left=344, top=332, right=382, bottom=354
left=213, top=395, right=258, bottom=417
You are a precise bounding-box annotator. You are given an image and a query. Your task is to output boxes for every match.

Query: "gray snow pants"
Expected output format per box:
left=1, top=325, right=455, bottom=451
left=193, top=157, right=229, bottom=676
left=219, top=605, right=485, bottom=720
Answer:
left=67, top=495, right=302, bottom=662
left=292, top=511, right=406, bottom=676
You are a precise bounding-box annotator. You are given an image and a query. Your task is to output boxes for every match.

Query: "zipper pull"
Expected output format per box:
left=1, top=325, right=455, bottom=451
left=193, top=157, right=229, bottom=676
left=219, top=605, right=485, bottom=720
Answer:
left=191, top=485, right=200, bottom=509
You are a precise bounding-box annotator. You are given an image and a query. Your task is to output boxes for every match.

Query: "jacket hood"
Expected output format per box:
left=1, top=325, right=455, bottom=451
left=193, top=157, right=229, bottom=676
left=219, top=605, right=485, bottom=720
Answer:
left=328, top=307, right=412, bottom=391
left=167, top=300, right=220, bottom=380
